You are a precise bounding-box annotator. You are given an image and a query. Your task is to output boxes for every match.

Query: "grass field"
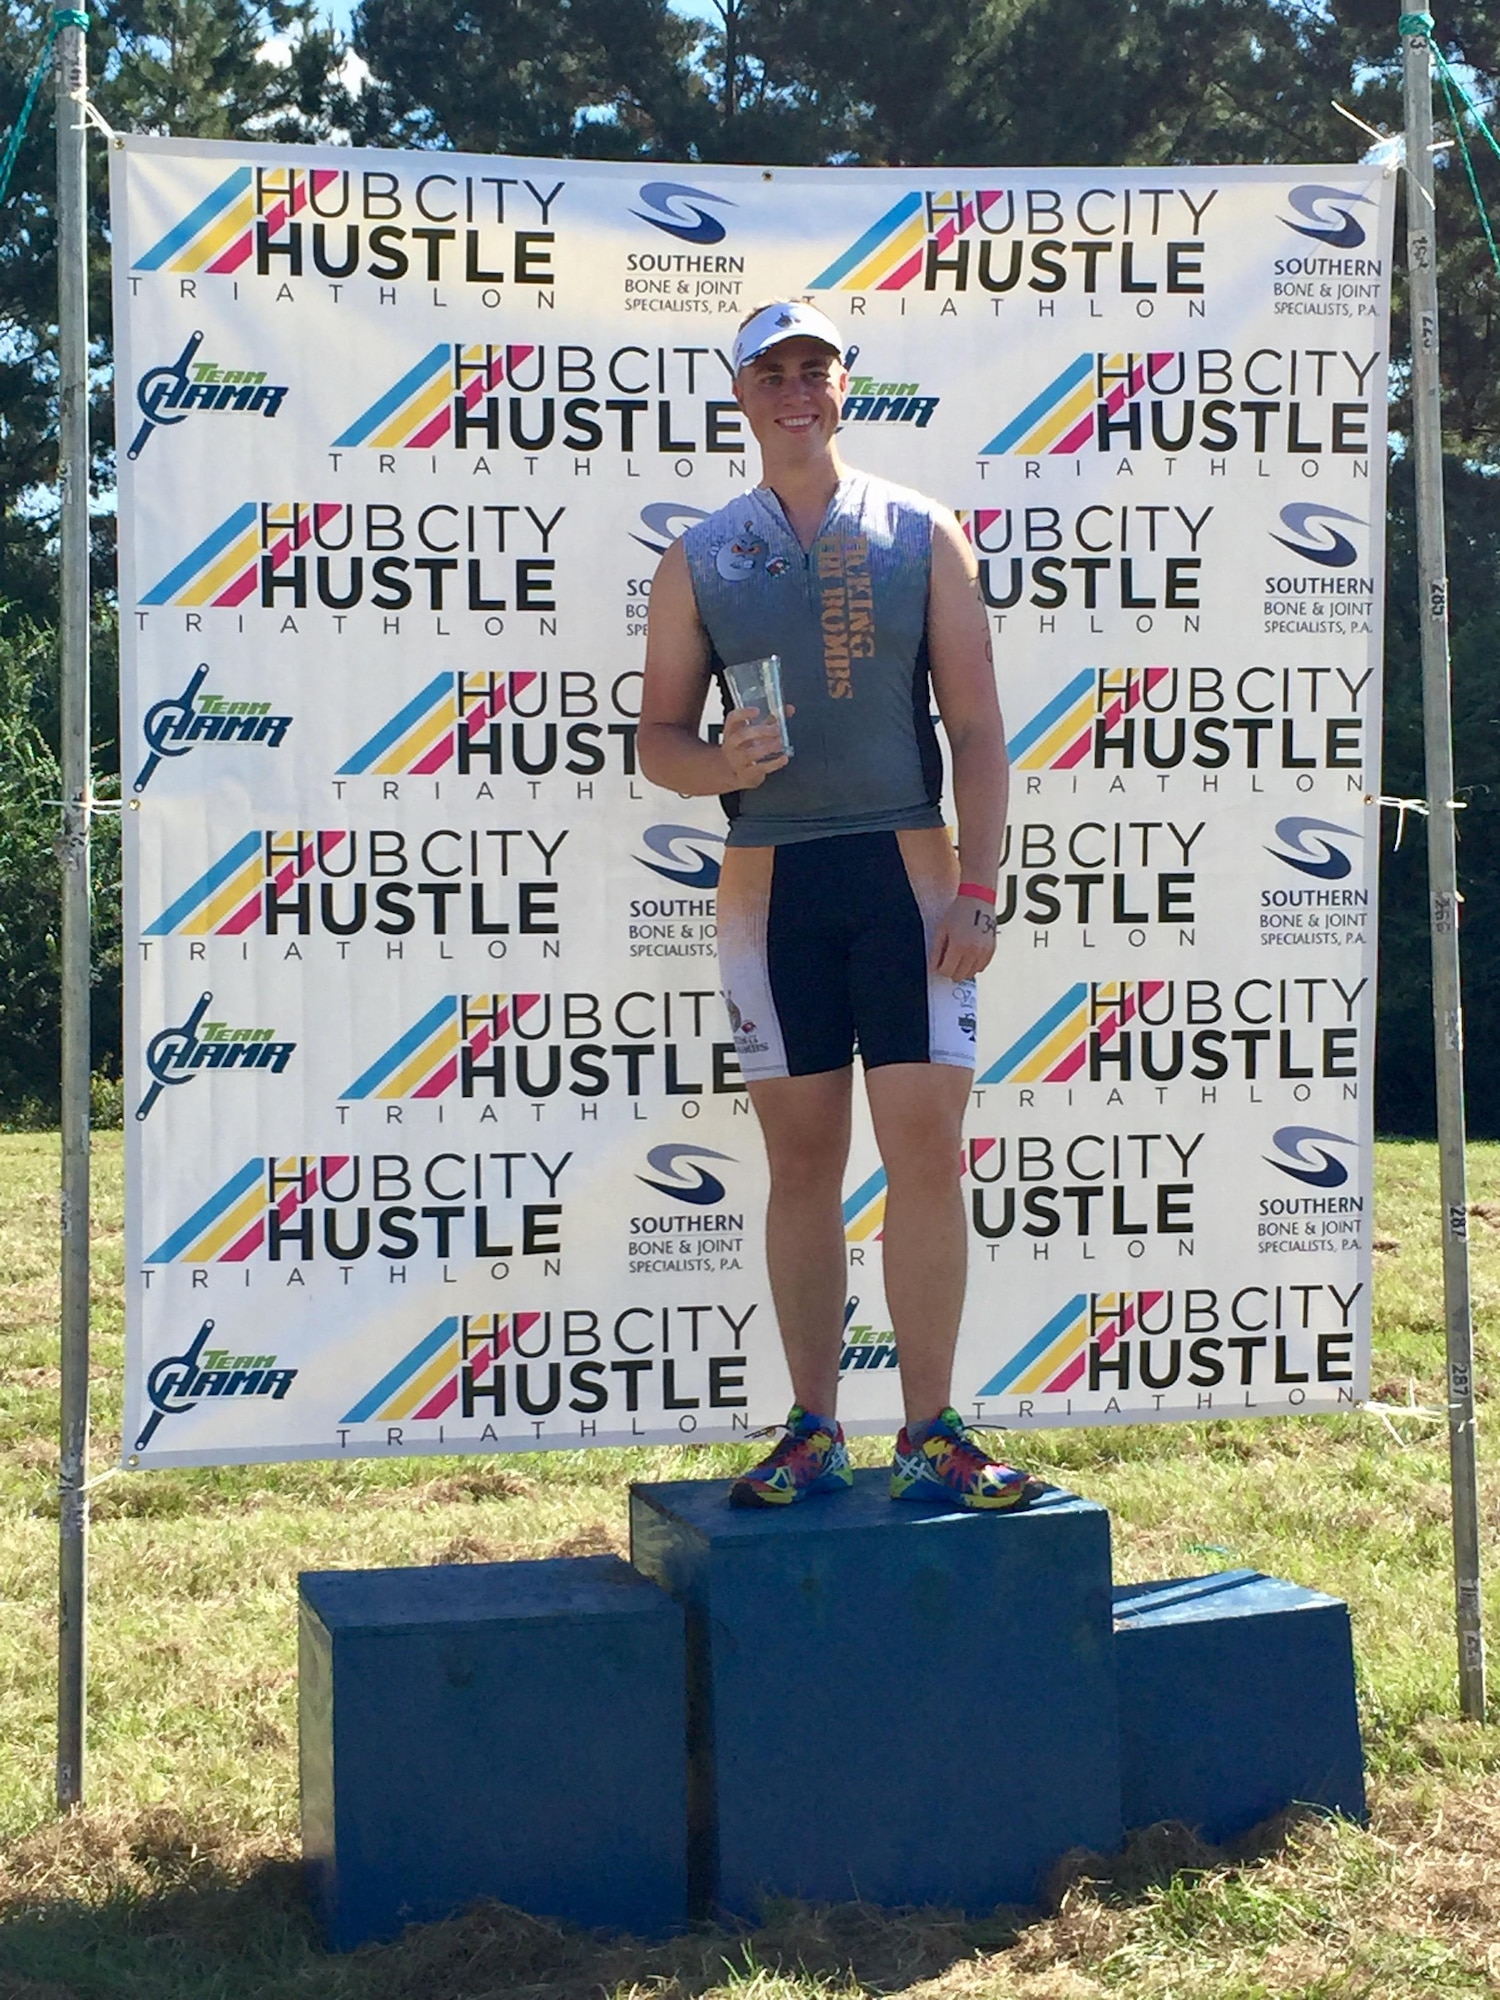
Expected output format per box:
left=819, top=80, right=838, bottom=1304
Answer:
left=2, top=1133, right=1499, bottom=1999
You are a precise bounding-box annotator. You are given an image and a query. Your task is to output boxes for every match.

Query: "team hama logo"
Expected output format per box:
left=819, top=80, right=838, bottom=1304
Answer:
left=976, top=1292, right=1159, bottom=1398
left=636, top=824, right=724, bottom=888
left=1280, top=185, right=1371, bottom=251
left=135, top=662, right=293, bottom=792
left=1266, top=816, right=1361, bottom=881
left=333, top=343, right=534, bottom=450
left=143, top=830, right=343, bottom=937
left=632, top=182, right=734, bottom=245
left=808, top=188, right=1004, bottom=292
left=140, top=500, right=324, bottom=609
left=129, top=330, right=287, bottom=460
left=131, top=163, right=340, bottom=274
left=1004, top=665, right=1168, bottom=772
left=137, top=991, right=296, bottom=1121
left=338, top=670, right=531, bottom=777
left=977, top=982, right=1157, bottom=1086
left=1266, top=1126, right=1357, bottom=1190
left=637, top=1145, right=732, bottom=1205
left=978, top=352, right=1170, bottom=456
left=342, top=995, right=542, bottom=1102
left=1269, top=503, right=1364, bottom=568
left=840, top=360, right=939, bottom=429
left=146, top=1155, right=342, bottom=1263
left=134, top=1318, right=296, bottom=1451
left=341, top=1314, right=522, bottom=1425
left=840, top=1296, right=897, bottom=1373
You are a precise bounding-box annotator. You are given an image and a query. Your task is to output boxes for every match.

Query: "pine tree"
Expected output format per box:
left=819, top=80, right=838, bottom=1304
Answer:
left=0, top=0, right=345, bottom=639
left=3, top=0, right=1500, bottom=1121
left=343, top=0, right=704, bottom=158
left=0, top=1, right=344, bottom=1109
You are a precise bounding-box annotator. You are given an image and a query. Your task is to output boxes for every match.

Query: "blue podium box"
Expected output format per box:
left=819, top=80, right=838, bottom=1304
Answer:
left=629, top=1469, right=1120, bottom=1917
left=1113, top=1570, right=1366, bottom=1844
left=299, top=1554, right=687, bottom=1950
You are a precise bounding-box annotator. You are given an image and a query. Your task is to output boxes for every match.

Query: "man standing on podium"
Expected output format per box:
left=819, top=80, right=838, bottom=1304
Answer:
left=639, top=301, right=1042, bottom=1513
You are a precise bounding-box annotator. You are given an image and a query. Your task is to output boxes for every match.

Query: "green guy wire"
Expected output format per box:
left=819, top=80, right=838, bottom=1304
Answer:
left=0, top=10, right=90, bottom=210
left=1437, top=59, right=1500, bottom=283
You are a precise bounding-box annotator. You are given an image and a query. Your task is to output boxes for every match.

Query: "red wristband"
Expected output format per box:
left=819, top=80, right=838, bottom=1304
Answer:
left=957, top=881, right=997, bottom=906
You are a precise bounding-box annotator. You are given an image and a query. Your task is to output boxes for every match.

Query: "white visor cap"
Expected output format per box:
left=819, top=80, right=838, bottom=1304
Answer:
left=733, top=301, right=846, bottom=374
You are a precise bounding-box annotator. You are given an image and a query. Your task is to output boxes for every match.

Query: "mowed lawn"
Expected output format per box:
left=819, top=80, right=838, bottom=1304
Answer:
left=1, top=1132, right=1499, bottom=1999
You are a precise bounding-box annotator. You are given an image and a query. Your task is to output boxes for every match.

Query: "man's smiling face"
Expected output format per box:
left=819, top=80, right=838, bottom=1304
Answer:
left=734, top=336, right=847, bottom=456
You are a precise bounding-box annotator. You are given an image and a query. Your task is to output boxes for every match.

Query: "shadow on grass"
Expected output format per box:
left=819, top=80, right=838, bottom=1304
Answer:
left=0, top=1805, right=1322, bottom=2000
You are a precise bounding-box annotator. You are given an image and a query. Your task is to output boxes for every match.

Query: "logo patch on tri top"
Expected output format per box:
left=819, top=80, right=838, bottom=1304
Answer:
left=716, top=536, right=762, bottom=580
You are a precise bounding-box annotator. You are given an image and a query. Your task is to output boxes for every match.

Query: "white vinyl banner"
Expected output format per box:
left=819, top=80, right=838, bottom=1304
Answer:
left=112, top=140, right=1394, bottom=1465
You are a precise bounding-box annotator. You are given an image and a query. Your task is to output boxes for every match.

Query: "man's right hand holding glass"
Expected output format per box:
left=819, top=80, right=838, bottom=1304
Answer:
left=720, top=703, right=795, bottom=788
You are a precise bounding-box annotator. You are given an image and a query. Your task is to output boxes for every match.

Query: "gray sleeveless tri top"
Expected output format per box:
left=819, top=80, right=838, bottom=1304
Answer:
left=682, top=471, right=945, bottom=846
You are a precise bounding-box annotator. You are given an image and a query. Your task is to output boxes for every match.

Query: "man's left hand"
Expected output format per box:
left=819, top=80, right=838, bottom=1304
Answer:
left=931, top=892, right=998, bottom=982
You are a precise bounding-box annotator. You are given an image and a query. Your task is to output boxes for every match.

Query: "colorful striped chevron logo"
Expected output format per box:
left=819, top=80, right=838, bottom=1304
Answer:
left=979, top=351, right=1171, bottom=455
left=976, top=1290, right=1161, bottom=1397
left=140, top=500, right=329, bottom=609
left=333, top=343, right=533, bottom=449
left=978, top=980, right=1163, bottom=1086
left=146, top=1154, right=341, bottom=1263
left=843, top=1166, right=887, bottom=1242
left=143, top=830, right=345, bottom=937
left=337, top=670, right=533, bottom=777
left=1005, top=664, right=1169, bottom=771
left=341, top=1313, right=525, bottom=1424
left=956, top=508, right=1003, bottom=548
left=807, top=190, right=1002, bottom=292
left=132, top=165, right=341, bottom=275
left=341, top=994, right=542, bottom=1101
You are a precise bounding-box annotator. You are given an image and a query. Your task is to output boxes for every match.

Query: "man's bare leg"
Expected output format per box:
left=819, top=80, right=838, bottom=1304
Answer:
left=865, top=1061, right=972, bottom=1429
left=746, top=1067, right=854, bottom=1417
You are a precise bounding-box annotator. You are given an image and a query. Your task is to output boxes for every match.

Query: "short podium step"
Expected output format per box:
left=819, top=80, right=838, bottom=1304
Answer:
left=299, top=1554, right=687, bottom=1950
left=1113, top=1570, right=1366, bottom=1843
left=630, top=1469, right=1120, bottom=1917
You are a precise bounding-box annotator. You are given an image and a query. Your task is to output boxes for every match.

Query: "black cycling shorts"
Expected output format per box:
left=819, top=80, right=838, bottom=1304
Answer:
left=716, top=827, right=977, bottom=1081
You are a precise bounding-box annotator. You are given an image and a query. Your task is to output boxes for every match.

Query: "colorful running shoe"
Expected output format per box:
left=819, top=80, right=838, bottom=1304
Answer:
left=890, top=1408, right=1044, bottom=1511
left=729, top=1406, right=853, bottom=1508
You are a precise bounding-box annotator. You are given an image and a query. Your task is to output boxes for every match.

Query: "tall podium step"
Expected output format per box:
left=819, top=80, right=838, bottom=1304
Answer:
left=299, top=1554, right=687, bottom=1950
left=1113, top=1571, right=1366, bottom=1843
left=630, top=1469, right=1120, bottom=1917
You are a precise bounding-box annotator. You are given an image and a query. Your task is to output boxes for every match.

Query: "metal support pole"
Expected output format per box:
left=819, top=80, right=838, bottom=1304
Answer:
left=55, top=9, right=92, bottom=1808
left=1401, top=12, right=1486, bottom=1720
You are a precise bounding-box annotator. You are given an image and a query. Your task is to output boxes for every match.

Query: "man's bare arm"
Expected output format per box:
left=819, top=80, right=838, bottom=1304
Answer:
left=638, top=540, right=789, bottom=795
left=926, top=510, right=1008, bottom=979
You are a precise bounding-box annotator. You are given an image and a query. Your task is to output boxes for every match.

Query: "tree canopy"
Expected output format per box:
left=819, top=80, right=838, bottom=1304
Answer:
left=0, top=0, right=1498, bottom=1127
